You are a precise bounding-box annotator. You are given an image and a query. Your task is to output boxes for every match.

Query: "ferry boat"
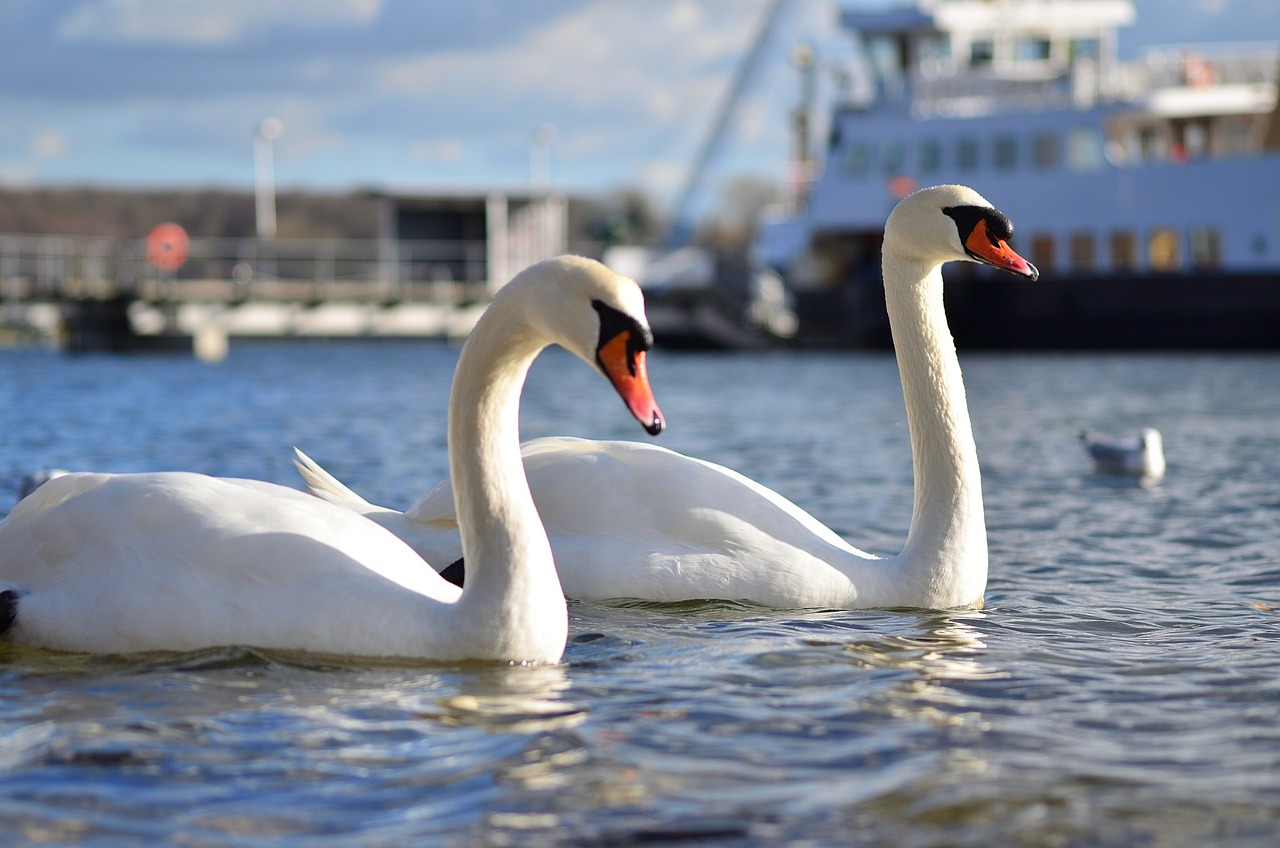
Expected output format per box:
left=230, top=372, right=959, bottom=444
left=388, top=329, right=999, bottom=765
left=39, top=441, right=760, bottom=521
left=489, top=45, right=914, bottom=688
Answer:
left=756, top=0, right=1280, bottom=348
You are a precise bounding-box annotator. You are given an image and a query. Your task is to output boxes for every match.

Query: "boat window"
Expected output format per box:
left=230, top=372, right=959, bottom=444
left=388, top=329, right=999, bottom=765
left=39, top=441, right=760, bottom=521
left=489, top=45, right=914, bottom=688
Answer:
left=1033, top=133, right=1061, bottom=168
left=1069, top=232, right=1095, bottom=274
left=1138, top=126, right=1168, bottom=162
left=1068, top=128, right=1105, bottom=171
left=1015, top=37, right=1052, bottom=63
left=843, top=142, right=870, bottom=179
left=994, top=135, right=1018, bottom=170
left=1190, top=226, right=1222, bottom=269
left=1148, top=229, right=1182, bottom=272
left=866, top=39, right=902, bottom=82
left=1218, top=116, right=1254, bottom=156
left=957, top=138, right=980, bottom=171
left=882, top=141, right=906, bottom=175
left=970, top=39, right=995, bottom=67
left=1031, top=233, right=1055, bottom=271
left=918, top=139, right=941, bottom=173
left=1110, top=231, right=1137, bottom=272
left=918, top=34, right=951, bottom=71
left=1069, top=38, right=1100, bottom=61
left=1182, top=122, right=1209, bottom=160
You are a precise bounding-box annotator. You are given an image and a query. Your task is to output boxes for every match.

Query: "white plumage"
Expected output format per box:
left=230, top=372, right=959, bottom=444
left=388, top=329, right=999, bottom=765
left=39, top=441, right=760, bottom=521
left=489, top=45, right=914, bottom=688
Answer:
left=0, top=256, right=664, bottom=661
left=1079, top=428, right=1166, bottom=479
left=298, top=186, right=1039, bottom=610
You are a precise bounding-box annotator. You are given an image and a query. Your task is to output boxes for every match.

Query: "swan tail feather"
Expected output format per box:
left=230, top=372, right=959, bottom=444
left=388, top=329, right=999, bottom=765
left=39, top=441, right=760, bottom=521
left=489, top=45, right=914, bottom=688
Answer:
left=292, top=448, right=374, bottom=510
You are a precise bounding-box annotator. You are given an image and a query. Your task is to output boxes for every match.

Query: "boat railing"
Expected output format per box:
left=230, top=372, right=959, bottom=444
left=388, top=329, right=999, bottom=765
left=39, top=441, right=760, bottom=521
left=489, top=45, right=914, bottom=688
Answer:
left=1133, top=44, right=1279, bottom=90
left=858, top=58, right=1129, bottom=115
left=910, top=71, right=1077, bottom=115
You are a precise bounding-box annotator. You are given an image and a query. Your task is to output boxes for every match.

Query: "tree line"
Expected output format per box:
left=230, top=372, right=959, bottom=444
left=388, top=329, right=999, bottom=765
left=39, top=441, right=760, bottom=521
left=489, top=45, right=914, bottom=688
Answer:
left=0, top=179, right=778, bottom=252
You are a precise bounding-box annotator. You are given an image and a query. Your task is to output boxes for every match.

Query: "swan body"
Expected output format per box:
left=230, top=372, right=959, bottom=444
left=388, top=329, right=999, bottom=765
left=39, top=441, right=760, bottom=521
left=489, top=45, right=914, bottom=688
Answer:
left=298, top=186, right=1038, bottom=610
left=0, top=256, right=664, bottom=660
left=17, top=467, right=69, bottom=501
left=1080, top=428, right=1165, bottom=479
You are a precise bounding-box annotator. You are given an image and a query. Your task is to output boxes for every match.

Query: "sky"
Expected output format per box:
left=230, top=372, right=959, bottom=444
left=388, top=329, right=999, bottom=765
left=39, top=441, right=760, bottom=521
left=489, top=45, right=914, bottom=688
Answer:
left=0, top=0, right=1275, bottom=213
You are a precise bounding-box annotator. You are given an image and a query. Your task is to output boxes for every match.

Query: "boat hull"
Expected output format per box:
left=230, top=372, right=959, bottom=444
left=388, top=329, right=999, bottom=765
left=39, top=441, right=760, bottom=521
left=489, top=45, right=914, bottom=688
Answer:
left=791, top=268, right=1280, bottom=350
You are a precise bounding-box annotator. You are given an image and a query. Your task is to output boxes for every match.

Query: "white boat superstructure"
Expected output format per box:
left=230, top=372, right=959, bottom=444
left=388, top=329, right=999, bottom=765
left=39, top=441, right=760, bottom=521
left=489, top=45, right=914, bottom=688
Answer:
left=759, top=0, right=1280, bottom=338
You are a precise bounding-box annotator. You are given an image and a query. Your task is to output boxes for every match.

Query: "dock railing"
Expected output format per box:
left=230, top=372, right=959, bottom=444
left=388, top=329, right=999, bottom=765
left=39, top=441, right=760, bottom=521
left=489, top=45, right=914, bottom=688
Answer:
left=0, top=232, right=498, bottom=308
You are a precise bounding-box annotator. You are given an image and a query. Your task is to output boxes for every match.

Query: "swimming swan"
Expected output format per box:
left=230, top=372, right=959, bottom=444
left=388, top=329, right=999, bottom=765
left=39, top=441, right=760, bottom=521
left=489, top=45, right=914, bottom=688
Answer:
left=0, top=256, right=665, bottom=660
left=296, top=186, right=1037, bottom=609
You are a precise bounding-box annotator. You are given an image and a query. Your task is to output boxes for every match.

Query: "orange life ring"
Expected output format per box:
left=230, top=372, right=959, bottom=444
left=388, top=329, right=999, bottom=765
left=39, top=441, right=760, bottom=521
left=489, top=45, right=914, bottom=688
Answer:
left=146, top=222, right=189, bottom=271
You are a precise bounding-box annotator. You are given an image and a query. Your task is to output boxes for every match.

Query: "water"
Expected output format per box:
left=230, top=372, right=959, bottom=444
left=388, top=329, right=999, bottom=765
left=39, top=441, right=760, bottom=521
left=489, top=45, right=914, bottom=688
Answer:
left=1, top=341, right=1278, bottom=846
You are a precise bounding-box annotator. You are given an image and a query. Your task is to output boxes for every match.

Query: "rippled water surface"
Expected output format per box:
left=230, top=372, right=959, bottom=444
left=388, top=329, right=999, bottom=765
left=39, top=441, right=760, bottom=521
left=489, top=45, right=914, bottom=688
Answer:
left=1, top=342, right=1278, bottom=846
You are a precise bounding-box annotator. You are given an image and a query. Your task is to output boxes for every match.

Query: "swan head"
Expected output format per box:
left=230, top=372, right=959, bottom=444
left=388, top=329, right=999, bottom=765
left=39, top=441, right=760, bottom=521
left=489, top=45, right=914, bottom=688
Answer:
left=510, top=255, right=665, bottom=436
left=885, top=184, right=1039, bottom=280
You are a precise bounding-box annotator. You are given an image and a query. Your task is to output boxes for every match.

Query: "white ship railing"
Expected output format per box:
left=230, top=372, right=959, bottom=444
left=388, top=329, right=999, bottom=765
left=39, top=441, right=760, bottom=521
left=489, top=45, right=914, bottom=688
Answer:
left=1136, top=43, right=1279, bottom=90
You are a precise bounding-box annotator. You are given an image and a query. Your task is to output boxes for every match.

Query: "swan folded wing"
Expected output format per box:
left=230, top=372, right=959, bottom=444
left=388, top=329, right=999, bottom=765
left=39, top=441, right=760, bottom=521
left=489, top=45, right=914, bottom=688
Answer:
left=293, top=449, right=463, bottom=566
left=406, top=437, right=875, bottom=589
left=0, top=473, right=462, bottom=654
left=408, top=436, right=874, bottom=606
left=518, top=438, right=867, bottom=554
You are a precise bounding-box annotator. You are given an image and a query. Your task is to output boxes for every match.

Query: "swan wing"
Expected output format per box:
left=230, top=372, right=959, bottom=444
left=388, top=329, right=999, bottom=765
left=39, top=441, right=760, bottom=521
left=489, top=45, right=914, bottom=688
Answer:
left=399, top=437, right=872, bottom=604
left=0, top=472, right=459, bottom=654
left=294, top=448, right=458, bottom=563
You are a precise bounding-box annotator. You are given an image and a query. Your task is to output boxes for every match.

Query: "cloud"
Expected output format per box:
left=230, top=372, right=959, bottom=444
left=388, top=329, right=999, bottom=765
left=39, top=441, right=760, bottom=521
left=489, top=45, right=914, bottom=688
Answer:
left=56, top=0, right=383, bottom=46
left=30, top=129, right=70, bottom=160
left=368, top=0, right=771, bottom=188
left=408, top=138, right=466, bottom=162
left=10, top=0, right=1262, bottom=200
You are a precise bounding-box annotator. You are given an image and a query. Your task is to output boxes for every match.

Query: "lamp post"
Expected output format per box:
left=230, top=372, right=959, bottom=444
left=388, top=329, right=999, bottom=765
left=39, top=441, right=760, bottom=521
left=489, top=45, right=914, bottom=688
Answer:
left=254, top=117, right=283, bottom=240
left=790, top=44, right=816, bottom=211
left=529, top=123, right=557, bottom=191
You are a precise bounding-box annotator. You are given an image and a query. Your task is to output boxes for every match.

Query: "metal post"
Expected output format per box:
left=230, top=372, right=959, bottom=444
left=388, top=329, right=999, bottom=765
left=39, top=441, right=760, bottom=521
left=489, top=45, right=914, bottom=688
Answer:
left=254, top=118, right=283, bottom=240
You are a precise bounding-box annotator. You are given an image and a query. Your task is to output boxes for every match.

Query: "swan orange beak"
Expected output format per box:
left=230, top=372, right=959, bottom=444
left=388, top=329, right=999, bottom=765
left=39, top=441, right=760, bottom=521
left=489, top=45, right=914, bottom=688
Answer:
left=965, top=218, right=1039, bottom=280
left=598, top=330, right=664, bottom=436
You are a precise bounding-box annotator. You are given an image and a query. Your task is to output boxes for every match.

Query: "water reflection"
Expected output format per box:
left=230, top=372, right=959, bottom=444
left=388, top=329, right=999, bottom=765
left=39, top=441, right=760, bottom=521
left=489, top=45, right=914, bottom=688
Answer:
left=418, top=664, right=585, bottom=734
left=804, top=613, right=1005, bottom=733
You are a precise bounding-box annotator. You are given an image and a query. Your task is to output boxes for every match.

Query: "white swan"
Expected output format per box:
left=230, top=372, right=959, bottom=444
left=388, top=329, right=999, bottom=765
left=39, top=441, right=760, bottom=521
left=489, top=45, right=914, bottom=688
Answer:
left=17, top=467, right=69, bottom=501
left=0, top=256, right=665, bottom=660
left=296, top=185, right=1038, bottom=609
left=1080, top=427, right=1165, bottom=479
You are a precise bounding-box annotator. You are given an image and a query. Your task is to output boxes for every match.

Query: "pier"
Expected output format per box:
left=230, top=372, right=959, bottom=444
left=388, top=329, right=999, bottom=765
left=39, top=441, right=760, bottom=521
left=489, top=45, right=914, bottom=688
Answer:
left=0, top=188, right=798, bottom=353
left=1, top=232, right=492, bottom=352
left=0, top=192, right=571, bottom=352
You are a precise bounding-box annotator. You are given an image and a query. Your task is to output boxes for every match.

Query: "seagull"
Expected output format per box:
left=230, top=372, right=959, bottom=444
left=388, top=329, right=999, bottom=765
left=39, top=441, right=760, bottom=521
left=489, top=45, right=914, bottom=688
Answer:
left=1079, top=428, right=1165, bottom=479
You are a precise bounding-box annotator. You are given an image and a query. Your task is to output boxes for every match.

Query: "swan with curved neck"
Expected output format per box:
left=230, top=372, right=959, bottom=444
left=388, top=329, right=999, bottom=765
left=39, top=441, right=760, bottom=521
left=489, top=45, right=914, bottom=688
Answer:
left=0, top=256, right=664, bottom=660
left=296, top=186, right=1037, bottom=610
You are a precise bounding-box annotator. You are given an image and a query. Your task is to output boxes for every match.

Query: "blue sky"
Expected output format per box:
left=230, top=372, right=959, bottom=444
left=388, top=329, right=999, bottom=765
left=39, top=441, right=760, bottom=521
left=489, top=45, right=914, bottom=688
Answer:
left=0, top=0, right=1274, bottom=211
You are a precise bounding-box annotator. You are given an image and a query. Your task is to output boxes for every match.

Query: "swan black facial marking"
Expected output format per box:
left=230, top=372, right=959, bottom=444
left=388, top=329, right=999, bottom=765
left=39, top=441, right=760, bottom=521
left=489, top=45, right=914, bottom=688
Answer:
left=943, top=204, right=1013, bottom=241
left=592, top=299, right=653, bottom=375
left=943, top=204, right=1015, bottom=261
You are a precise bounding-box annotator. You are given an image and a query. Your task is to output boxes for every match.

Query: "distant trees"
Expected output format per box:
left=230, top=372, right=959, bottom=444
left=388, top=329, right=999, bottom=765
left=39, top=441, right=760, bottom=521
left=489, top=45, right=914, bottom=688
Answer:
left=0, top=188, right=381, bottom=239
left=0, top=177, right=779, bottom=255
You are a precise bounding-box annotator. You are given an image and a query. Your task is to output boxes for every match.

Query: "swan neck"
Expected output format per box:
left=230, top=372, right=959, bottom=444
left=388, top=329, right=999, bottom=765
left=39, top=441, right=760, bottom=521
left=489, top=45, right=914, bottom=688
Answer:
left=446, top=297, right=565, bottom=645
left=882, top=257, right=986, bottom=600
